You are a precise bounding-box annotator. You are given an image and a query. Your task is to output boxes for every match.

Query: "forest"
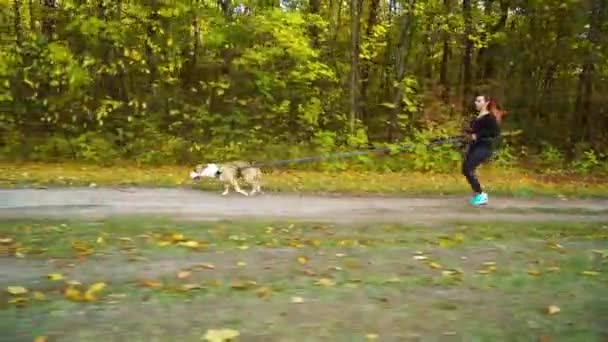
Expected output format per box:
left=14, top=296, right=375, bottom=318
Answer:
left=1, top=0, right=607, bottom=173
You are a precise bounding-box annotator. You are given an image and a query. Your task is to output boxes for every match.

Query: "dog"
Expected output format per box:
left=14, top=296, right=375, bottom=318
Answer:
left=190, top=161, right=262, bottom=196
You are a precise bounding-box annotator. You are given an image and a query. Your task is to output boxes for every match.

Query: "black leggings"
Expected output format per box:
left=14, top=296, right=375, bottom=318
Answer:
left=462, top=144, right=493, bottom=193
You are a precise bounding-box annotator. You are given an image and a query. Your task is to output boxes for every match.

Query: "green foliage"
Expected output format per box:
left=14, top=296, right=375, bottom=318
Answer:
left=1, top=0, right=607, bottom=175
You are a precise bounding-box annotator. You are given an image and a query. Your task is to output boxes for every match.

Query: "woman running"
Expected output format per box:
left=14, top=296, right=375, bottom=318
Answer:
left=462, top=95, right=505, bottom=206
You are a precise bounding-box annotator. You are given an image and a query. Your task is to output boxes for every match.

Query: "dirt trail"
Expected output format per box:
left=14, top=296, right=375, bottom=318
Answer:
left=1, top=187, right=607, bottom=224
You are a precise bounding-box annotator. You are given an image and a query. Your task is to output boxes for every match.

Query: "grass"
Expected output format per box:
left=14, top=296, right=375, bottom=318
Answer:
left=1, top=218, right=607, bottom=341
left=1, top=162, right=608, bottom=198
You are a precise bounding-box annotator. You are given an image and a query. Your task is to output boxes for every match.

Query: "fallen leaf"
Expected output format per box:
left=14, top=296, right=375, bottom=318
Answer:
left=291, top=296, right=305, bottom=303
left=547, top=305, right=561, bottom=315
left=47, top=273, right=64, bottom=281
left=413, top=255, right=428, bottom=261
left=64, top=287, right=84, bottom=302
left=365, top=333, right=379, bottom=340
left=482, top=261, right=496, bottom=267
left=177, top=270, right=192, bottom=279
left=297, top=256, right=308, bottom=264
left=581, top=271, right=600, bottom=276
left=171, top=233, right=185, bottom=242
left=203, top=328, right=240, bottom=342
left=335, top=253, right=346, bottom=257
left=178, top=240, right=201, bottom=248
left=66, top=280, right=82, bottom=286
left=255, top=286, right=271, bottom=298
left=429, top=262, right=442, bottom=269
left=84, top=282, right=107, bottom=301
left=140, top=280, right=163, bottom=289
left=236, top=261, right=246, bottom=267
left=119, top=237, right=134, bottom=242
left=7, top=286, right=28, bottom=295
left=230, top=280, right=256, bottom=290
left=315, top=278, right=335, bottom=287
left=8, top=297, right=28, bottom=306
left=0, top=237, right=14, bottom=244
left=157, top=241, right=171, bottom=247
left=528, top=270, right=542, bottom=276
left=33, top=291, right=47, bottom=301
left=34, top=336, right=47, bottom=342
left=96, top=236, right=105, bottom=244
left=546, top=266, right=560, bottom=273
left=182, top=283, right=202, bottom=291
left=198, top=263, right=216, bottom=270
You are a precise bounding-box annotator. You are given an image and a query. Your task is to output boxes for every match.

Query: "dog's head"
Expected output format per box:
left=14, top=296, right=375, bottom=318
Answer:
left=190, top=163, right=220, bottom=180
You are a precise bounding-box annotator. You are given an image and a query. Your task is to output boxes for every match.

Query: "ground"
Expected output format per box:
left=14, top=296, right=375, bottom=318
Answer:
left=1, top=187, right=607, bottom=341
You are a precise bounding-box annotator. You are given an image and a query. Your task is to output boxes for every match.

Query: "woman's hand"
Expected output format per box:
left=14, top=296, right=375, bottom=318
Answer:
left=471, top=133, right=477, bottom=141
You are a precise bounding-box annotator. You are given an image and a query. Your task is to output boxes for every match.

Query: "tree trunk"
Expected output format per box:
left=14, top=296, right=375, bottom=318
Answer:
left=461, top=0, right=473, bottom=114
left=477, top=0, right=508, bottom=81
left=14, top=0, right=22, bottom=46
left=308, top=0, right=321, bottom=49
left=349, top=0, right=363, bottom=134
left=439, top=0, right=451, bottom=102
left=388, top=0, right=416, bottom=142
left=574, top=0, right=606, bottom=143
left=359, top=0, right=380, bottom=127
left=41, top=0, right=58, bottom=40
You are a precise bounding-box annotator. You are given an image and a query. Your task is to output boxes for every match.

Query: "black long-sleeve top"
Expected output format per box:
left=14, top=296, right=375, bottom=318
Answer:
left=467, top=113, right=500, bottom=148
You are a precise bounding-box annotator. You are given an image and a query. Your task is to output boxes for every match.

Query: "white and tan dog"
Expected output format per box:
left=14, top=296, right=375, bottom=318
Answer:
left=190, top=161, right=262, bottom=196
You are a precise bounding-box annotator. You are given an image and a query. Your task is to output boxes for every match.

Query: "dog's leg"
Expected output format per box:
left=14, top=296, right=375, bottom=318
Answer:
left=222, top=183, right=230, bottom=196
left=231, top=179, right=249, bottom=196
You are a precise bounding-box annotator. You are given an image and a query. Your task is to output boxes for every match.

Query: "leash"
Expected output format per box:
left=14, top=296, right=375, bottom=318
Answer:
left=242, top=130, right=522, bottom=170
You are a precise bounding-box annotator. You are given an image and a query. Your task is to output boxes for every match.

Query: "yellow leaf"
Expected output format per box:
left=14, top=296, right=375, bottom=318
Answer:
left=47, top=273, right=64, bottom=281
left=119, top=237, right=133, bottom=242
left=316, top=278, right=335, bottom=287
left=171, top=233, right=185, bottom=242
left=64, top=287, right=84, bottom=302
left=33, top=291, right=47, bottom=301
left=291, top=296, right=305, bottom=303
left=482, top=261, right=496, bottom=267
left=96, top=236, right=105, bottom=244
left=178, top=240, right=200, bottom=248
left=581, top=271, right=600, bottom=276
left=34, top=336, right=47, bottom=342
left=198, top=263, right=216, bottom=270
left=181, top=283, right=201, bottom=291
left=8, top=297, right=28, bottom=305
left=140, top=280, right=163, bottom=289
left=547, top=305, right=561, bottom=315
left=413, top=255, right=428, bottom=261
left=335, top=253, right=346, bottom=257
left=255, top=286, right=271, bottom=298
left=88, top=282, right=107, bottom=293
left=230, top=280, right=256, bottom=290
left=546, top=266, right=560, bottom=273
left=7, top=286, right=28, bottom=295
left=177, top=270, right=192, bottom=279
left=203, top=328, right=240, bottom=342
left=528, top=270, right=542, bottom=276
left=236, top=261, right=246, bottom=267
left=365, top=333, right=379, bottom=340
left=429, top=262, right=442, bottom=269
left=157, top=241, right=171, bottom=247
left=66, top=280, right=82, bottom=286
left=0, top=237, right=14, bottom=244
left=83, top=282, right=106, bottom=301
left=297, top=256, right=308, bottom=264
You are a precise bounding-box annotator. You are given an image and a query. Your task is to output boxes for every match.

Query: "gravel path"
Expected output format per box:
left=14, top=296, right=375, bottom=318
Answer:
left=1, top=188, right=607, bottom=224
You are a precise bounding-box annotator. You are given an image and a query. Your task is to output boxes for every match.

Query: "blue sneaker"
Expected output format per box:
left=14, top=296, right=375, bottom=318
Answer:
left=469, top=192, right=488, bottom=206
